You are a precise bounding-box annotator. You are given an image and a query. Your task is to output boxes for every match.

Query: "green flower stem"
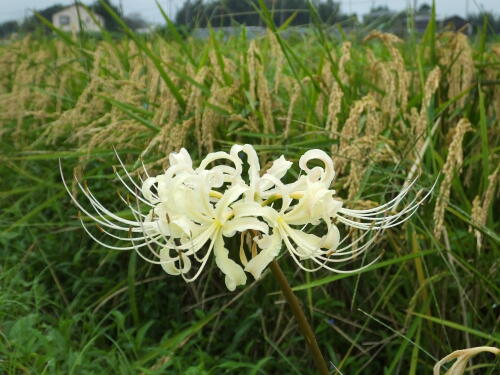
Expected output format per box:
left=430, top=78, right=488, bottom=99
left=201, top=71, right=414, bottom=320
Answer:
left=269, top=260, right=330, bottom=375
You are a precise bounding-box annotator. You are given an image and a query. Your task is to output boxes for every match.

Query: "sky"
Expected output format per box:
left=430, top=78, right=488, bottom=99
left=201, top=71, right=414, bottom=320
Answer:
left=0, top=0, right=499, bottom=24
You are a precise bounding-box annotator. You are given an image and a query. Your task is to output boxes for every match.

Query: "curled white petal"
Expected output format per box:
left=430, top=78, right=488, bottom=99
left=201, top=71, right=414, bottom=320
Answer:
left=299, top=149, right=336, bottom=186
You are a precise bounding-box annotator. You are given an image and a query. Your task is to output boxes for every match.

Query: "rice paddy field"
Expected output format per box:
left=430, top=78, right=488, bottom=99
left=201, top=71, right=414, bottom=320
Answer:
left=0, top=6, right=499, bottom=375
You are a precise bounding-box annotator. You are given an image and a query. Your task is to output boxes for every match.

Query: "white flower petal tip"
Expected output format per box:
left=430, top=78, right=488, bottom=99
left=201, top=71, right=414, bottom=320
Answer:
left=62, top=145, right=429, bottom=290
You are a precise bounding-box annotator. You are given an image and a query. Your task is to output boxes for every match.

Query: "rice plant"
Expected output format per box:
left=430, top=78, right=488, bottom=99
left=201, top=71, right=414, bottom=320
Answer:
left=0, top=3, right=498, bottom=374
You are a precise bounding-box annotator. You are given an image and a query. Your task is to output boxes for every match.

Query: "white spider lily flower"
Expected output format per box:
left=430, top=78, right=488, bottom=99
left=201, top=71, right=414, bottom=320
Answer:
left=242, top=148, right=432, bottom=279
left=62, top=144, right=431, bottom=291
left=242, top=148, right=342, bottom=278
left=153, top=178, right=268, bottom=291
left=244, top=170, right=345, bottom=279
left=62, top=148, right=267, bottom=291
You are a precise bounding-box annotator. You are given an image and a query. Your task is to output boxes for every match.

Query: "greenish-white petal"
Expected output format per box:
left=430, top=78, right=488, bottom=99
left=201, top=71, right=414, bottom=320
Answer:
left=222, top=217, right=268, bottom=237
left=245, top=231, right=282, bottom=280
left=214, top=234, right=247, bottom=291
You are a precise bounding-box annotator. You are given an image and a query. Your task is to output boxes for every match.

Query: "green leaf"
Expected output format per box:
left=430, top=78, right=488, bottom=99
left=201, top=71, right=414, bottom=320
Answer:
left=411, top=312, right=500, bottom=344
left=292, top=250, right=437, bottom=291
left=99, top=95, right=160, bottom=132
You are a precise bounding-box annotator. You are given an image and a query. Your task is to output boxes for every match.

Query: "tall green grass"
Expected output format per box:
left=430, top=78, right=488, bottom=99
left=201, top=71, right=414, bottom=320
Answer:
left=0, top=4, right=498, bottom=374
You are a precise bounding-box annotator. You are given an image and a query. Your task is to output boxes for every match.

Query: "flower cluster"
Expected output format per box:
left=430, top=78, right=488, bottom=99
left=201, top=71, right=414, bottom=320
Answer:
left=62, top=145, right=428, bottom=291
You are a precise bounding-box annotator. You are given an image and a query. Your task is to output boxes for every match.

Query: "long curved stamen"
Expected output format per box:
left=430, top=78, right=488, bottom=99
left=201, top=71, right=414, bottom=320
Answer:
left=129, top=194, right=179, bottom=260
left=281, top=233, right=325, bottom=272
left=63, top=144, right=431, bottom=291
left=310, top=253, right=382, bottom=274
left=181, top=236, right=217, bottom=282
left=336, top=193, right=424, bottom=230
left=339, top=178, right=418, bottom=215
left=77, top=178, right=143, bottom=227
left=114, top=148, right=159, bottom=202
left=317, top=234, right=379, bottom=262
left=113, top=165, right=154, bottom=208
left=336, top=227, right=372, bottom=250
left=60, top=162, right=138, bottom=232
left=89, top=222, right=159, bottom=243
left=117, top=192, right=147, bottom=218
left=83, top=184, right=147, bottom=227
left=80, top=220, right=161, bottom=252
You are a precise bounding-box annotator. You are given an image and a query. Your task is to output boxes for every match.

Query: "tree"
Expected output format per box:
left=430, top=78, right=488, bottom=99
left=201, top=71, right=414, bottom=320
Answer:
left=91, top=0, right=123, bottom=31
left=317, top=0, right=341, bottom=24
left=124, top=12, right=149, bottom=30
left=363, top=6, right=394, bottom=25
left=174, top=0, right=345, bottom=28
left=469, top=12, right=500, bottom=34
left=417, top=3, right=432, bottom=15
left=175, top=0, right=205, bottom=29
left=0, top=20, right=19, bottom=38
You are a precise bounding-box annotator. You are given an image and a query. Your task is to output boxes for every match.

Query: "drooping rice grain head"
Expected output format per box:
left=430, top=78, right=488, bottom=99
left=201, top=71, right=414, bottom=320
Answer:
left=247, top=40, right=258, bottom=105
left=433, top=118, right=472, bottom=240
left=345, top=136, right=373, bottom=200
left=438, top=32, right=474, bottom=110
left=364, top=32, right=411, bottom=123
left=43, top=45, right=109, bottom=144
left=366, top=49, right=397, bottom=123
left=333, top=95, right=374, bottom=174
left=469, top=195, right=483, bottom=249
left=469, top=166, right=499, bottom=251
left=268, top=31, right=285, bottom=95
left=486, top=44, right=500, bottom=119
left=364, top=97, right=383, bottom=138
left=326, top=81, right=343, bottom=134
left=413, top=67, right=441, bottom=151
left=256, top=54, right=275, bottom=138
left=338, top=41, right=352, bottom=87
left=201, top=83, right=237, bottom=153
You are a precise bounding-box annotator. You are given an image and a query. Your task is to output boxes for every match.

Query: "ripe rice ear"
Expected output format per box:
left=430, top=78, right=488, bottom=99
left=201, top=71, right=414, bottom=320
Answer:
left=268, top=31, right=285, bottom=95
left=326, top=81, right=343, bottom=134
left=438, top=32, right=474, bottom=110
left=364, top=31, right=410, bottom=118
left=433, top=118, right=472, bottom=240
left=413, top=67, right=441, bottom=151
left=338, top=41, right=352, bottom=87
left=333, top=95, right=374, bottom=174
left=469, top=166, right=499, bottom=251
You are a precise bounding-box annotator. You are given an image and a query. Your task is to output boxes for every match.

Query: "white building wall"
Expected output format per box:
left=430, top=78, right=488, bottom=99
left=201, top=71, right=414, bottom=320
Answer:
left=52, top=5, right=104, bottom=32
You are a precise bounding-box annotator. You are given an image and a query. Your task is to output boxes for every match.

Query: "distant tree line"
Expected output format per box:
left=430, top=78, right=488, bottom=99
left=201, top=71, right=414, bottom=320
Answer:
left=174, top=0, right=356, bottom=28
left=362, top=4, right=500, bottom=34
left=467, top=12, right=500, bottom=34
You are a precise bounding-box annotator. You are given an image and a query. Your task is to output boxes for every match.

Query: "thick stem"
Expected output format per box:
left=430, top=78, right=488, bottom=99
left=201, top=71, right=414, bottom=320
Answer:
left=269, top=260, right=330, bottom=375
